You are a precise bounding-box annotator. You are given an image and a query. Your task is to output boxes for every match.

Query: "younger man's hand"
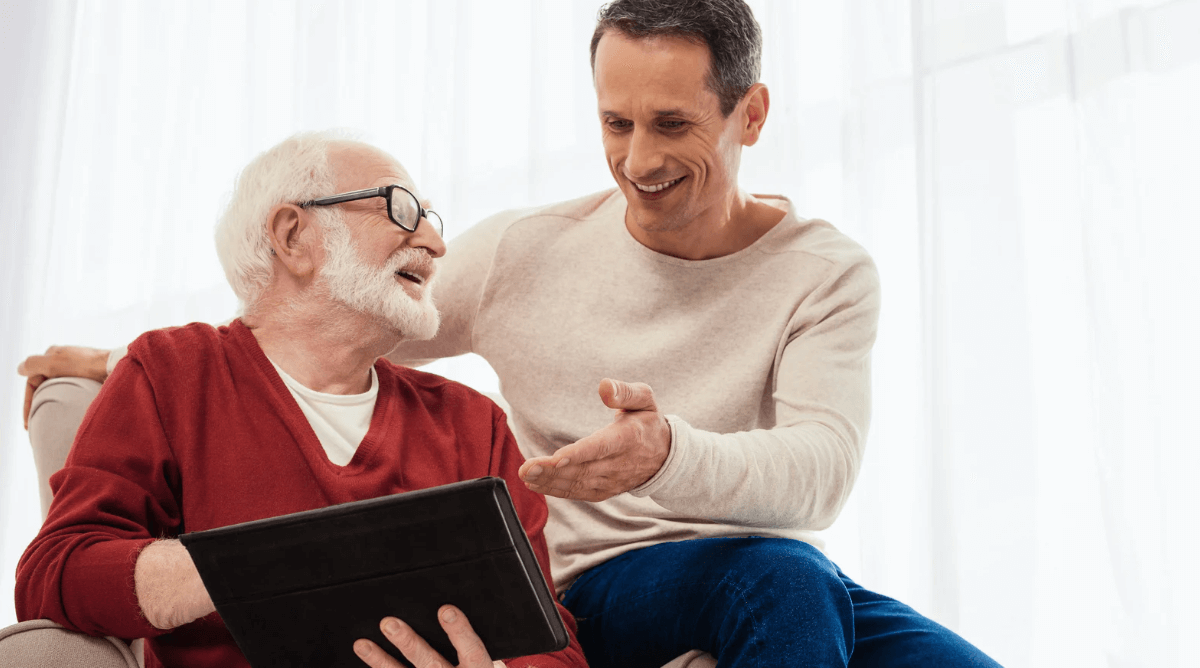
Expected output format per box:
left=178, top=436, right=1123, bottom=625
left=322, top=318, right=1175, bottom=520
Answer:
left=17, top=345, right=110, bottom=429
left=519, top=378, right=671, bottom=502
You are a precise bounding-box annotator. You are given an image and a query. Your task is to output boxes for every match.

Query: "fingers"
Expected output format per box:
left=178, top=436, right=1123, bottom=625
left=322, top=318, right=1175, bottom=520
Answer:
left=16, top=346, right=109, bottom=383
left=22, top=371, right=49, bottom=431
left=599, top=378, right=657, bottom=412
left=438, top=605, right=492, bottom=667
left=368, top=607, right=494, bottom=668
left=519, top=431, right=615, bottom=495
left=22, top=376, right=34, bottom=429
left=354, top=638, right=407, bottom=668
left=373, top=618, right=445, bottom=668
left=517, top=455, right=556, bottom=482
left=17, top=354, right=44, bottom=378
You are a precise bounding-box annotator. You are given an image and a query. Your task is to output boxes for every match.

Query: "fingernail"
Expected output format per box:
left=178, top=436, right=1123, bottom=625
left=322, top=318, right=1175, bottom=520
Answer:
left=556, top=458, right=571, bottom=468
left=526, top=465, right=542, bottom=479
left=354, top=641, right=370, bottom=657
left=383, top=619, right=401, bottom=635
left=441, top=608, right=457, bottom=623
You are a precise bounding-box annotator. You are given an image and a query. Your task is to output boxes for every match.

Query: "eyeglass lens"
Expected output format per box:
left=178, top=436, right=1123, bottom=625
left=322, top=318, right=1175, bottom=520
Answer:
left=391, top=188, right=443, bottom=236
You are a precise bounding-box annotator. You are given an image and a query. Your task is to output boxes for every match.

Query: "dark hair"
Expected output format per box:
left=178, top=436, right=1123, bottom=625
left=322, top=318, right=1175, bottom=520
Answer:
left=590, top=0, right=762, bottom=117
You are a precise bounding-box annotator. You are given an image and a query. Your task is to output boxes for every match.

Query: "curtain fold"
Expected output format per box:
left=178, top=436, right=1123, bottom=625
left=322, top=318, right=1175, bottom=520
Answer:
left=1, top=2, right=1195, bottom=665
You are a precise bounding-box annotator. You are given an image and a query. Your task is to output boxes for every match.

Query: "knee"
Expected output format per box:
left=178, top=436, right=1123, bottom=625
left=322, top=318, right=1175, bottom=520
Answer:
left=704, top=538, right=854, bottom=654
left=715, top=538, right=837, bottom=587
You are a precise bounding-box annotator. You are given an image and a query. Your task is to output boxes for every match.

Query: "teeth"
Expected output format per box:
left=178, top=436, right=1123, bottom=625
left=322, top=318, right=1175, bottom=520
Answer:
left=634, top=177, right=682, bottom=193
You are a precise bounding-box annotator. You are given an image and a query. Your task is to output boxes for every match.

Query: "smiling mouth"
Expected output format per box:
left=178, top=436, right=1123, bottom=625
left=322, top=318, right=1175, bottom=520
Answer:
left=632, top=177, right=684, bottom=193
left=395, top=270, right=425, bottom=286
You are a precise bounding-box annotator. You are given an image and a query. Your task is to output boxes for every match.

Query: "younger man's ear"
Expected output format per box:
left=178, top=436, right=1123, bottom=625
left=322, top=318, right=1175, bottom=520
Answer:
left=266, top=204, right=318, bottom=278
left=739, top=83, right=770, bottom=147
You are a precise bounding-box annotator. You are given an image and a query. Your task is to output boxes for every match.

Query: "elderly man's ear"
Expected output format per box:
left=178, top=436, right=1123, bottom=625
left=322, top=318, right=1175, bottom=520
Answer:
left=267, top=203, right=320, bottom=278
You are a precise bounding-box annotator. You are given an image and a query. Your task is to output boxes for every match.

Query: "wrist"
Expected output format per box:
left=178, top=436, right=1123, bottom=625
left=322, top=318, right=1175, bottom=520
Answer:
left=134, top=540, right=214, bottom=629
left=87, top=348, right=110, bottom=382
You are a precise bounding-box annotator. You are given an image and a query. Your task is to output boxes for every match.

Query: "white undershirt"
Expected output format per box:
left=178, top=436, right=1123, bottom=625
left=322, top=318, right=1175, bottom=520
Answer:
left=269, top=359, right=379, bottom=466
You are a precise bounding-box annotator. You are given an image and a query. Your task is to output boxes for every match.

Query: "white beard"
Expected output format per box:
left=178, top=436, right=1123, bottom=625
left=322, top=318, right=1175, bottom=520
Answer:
left=317, top=220, right=440, bottom=341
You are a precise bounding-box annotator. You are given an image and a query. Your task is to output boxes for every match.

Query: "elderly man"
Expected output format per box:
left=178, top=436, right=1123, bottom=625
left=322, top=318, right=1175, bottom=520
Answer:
left=20, top=2, right=1005, bottom=667
left=14, top=133, right=587, bottom=668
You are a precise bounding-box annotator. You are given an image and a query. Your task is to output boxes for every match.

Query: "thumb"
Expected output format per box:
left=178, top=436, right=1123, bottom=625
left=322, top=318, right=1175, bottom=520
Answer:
left=599, top=378, right=657, bottom=412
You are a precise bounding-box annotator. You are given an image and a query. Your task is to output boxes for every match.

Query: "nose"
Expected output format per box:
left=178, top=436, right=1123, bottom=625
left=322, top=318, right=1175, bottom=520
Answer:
left=406, top=214, right=447, bottom=258
left=624, top=127, right=665, bottom=180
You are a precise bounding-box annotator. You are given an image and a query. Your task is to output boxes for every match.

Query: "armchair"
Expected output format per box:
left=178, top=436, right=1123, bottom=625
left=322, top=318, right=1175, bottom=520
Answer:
left=0, top=378, right=715, bottom=668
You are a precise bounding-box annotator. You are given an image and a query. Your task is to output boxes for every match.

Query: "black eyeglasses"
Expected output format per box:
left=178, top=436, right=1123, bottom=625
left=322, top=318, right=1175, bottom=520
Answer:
left=300, top=185, right=443, bottom=237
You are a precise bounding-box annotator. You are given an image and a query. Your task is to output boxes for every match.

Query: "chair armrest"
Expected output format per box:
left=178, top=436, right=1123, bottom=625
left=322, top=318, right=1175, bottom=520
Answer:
left=0, top=620, right=138, bottom=668
left=27, top=377, right=102, bottom=519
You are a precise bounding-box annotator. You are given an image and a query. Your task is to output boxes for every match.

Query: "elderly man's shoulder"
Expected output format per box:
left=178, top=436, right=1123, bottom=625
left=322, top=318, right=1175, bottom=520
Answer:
left=374, top=359, right=507, bottom=421
left=125, top=321, right=229, bottom=365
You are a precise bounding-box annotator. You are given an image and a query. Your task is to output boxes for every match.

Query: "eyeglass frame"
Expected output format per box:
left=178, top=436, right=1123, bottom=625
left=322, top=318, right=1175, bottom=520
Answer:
left=299, top=185, right=442, bottom=236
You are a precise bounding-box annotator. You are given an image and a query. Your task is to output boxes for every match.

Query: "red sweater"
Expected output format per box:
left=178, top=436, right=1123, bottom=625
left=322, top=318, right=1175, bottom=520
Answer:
left=16, top=320, right=587, bottom=668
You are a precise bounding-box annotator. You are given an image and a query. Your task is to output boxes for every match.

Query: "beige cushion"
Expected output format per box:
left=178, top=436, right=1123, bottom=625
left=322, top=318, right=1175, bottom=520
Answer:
left=0, top=620, right=137, bottom=668
left=28, top=377, right=102, bottom=519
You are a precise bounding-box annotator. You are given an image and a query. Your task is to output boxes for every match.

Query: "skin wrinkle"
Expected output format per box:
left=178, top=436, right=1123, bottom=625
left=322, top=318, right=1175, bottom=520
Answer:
left=593, top=31, right=778, bottom=262
left=247, top=143, right=446, bottom=395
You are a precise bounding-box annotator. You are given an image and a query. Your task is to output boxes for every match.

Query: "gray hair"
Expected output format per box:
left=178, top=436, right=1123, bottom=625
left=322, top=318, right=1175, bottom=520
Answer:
left=214, top=131, right=350, bottom=311
left=590, top=0, right=763, bottom=117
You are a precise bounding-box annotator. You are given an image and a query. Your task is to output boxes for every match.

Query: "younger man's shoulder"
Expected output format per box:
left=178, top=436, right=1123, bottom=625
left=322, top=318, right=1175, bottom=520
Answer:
left=756, top=194, right=875, bottom=270
left=470, top=189, right=622, bottom=237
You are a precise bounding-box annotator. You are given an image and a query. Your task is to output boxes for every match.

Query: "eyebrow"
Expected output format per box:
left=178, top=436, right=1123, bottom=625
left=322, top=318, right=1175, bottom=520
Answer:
left=600, top=109, right=691, bottom=118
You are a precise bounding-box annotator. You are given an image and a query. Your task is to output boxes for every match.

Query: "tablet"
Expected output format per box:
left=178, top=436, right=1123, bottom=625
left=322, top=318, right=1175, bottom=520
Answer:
left=180, top=477, right=569, bottom=667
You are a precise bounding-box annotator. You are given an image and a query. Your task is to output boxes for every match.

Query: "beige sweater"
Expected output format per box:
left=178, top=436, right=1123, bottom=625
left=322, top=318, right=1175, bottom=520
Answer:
left=390, top=189, right=881, bottom=589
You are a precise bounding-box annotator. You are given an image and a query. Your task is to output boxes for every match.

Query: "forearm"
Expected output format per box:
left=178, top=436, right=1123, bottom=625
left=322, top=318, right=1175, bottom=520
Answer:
left=16, top=533, right=161, bottom=639
left=134, top=539, right=215, bottom=630
left=630, top=416, right=863, bottom=529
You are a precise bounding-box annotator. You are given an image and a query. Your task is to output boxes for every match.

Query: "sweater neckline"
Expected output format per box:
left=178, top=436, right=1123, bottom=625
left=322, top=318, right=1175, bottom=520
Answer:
left=605, top=190, right=798, bottom=269
left=227, top=319, right=398, bottom=478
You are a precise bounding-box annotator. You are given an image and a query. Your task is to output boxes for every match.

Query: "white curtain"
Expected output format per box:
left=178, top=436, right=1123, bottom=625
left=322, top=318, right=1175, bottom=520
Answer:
left=1, top=1, right=1196, bottom=666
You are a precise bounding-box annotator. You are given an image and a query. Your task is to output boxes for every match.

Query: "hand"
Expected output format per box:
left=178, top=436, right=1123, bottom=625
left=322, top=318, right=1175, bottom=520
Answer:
left=353, top=605, right=505, bottom=668
left=17, top=345, right=110, bottom=429
left=518, top=378, right=670, bottom=502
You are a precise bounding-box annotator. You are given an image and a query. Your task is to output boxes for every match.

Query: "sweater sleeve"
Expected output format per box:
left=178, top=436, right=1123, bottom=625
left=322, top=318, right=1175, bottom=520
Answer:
left=15, top=355, right=182, bottom=640
left=488, top=410, right=589, bottom=668
left=630, top=254, right=881, bottom=530
left=386, top=209, right=517, bottom=366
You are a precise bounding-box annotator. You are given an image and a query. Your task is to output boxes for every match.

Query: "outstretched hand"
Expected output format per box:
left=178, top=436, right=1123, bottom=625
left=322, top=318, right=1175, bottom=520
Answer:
left=354, top=605, right=505, bottom=668
left=17, top=346, right=110, bottom=429
left=518, top=378, right=671, bottom=502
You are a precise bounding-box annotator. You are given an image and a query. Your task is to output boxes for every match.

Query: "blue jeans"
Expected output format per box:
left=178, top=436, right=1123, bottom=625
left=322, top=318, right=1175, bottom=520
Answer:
left=559, top=537, right=1002, bottom=668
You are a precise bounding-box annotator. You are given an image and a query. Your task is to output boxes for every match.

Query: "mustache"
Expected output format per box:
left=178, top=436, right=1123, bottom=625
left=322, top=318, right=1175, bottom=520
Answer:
left=384, top=248, right=437, bottom=282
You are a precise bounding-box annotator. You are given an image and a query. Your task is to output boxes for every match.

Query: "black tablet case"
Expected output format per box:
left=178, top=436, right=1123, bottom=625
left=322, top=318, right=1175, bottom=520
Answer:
left=179, top=477, right=569, bottom=667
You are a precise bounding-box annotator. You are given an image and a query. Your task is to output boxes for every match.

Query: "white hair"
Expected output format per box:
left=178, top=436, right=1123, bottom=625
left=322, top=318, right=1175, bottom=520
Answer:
left=214, top=130, right=354, bottom=311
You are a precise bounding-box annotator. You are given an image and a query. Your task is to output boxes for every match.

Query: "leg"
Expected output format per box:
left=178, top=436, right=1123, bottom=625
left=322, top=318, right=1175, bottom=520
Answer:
left=841, top=571, right=1002, bottom=667
left=560, top=537, right=854, bottom=668
left=27, top=377, right=101, bottom=519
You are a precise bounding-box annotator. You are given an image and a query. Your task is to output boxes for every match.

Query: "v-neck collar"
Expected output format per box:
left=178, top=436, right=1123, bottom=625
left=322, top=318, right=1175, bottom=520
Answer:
left=227, top=319, right=401, bottom=478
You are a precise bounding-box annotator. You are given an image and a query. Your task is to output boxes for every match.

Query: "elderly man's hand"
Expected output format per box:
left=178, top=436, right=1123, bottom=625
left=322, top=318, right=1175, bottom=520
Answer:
left=17, top=345, right=110, bottom=429
left=353, top=605, right=506, bottom=668
left=519, top=379, right=670, bottom=502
